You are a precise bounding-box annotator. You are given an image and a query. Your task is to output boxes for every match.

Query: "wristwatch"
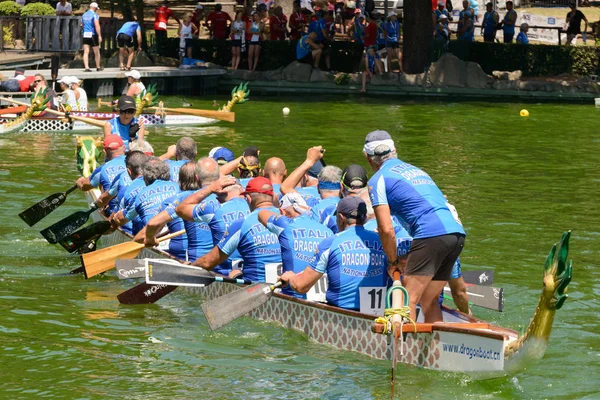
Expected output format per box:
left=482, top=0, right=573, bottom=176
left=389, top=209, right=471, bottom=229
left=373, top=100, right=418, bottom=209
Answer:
left=388, top=257, right=401, bottom=266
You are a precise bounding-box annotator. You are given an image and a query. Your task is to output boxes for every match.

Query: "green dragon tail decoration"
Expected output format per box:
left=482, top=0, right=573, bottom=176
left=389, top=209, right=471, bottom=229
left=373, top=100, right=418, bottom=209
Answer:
left=504, top=231, right=573, bottom=366
left=220, top=82, right=250, bottom=113
left=135, top=83, right=159, bottom=117
left=4, top=88, right=50, bottom=129
left=76, top=136, right=104, bottom=178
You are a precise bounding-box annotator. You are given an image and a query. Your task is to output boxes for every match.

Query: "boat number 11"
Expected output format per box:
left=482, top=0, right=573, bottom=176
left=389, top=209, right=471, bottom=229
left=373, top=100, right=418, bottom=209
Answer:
left=359, top=287, right=386, bottom=316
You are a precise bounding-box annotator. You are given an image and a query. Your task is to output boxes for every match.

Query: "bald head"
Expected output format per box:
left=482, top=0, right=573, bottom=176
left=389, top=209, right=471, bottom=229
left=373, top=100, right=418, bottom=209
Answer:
left=263, top=157, right=287, bottom=184
left=196, top=157, right=220, bottom=186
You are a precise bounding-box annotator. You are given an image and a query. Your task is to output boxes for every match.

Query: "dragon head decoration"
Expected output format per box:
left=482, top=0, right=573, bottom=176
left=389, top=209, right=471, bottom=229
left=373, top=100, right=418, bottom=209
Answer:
left=4, top=89, right=50, bottom=129
left=220, top=82, right=250, bottom=113
left=135, top=83, right=159, bottom=117
left=76, top=136, right=104, bottom=178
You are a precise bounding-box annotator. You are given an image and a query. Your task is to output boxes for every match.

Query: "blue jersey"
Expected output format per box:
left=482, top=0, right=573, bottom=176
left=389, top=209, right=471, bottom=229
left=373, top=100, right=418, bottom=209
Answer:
left=482, top=11, right=497, bottom=36
left=459, top=21, right=475, bottom=41
left=159, top=194, right=188, bottom=260
left=217, top=206, right=282, bottom=282
left=385, top=20, right=400, bottom=43
left=503, top=9, right=516, bottom=35
left=120, top=176, right=146, bottom=234
left=107, top=171, right=133, bottom=233
left=265, top=214, right=333, bottom=298
left=82, top=10, right=99, bottom=35
left=434, top=9, right=450, bottom=26
left=194, top=195, right=249, bottom=275
left=166, top=159, right=188, bottom=184
left=363, top=218, right=414, bottom=258
left=117, top=21, right=140, bottom=37
left=89, top=155, right=126, bottom=215
left=165, top=190, right=214, bottom=264
left=368, top=158, right=465, bottom=239
left=309, top=226, right=387, bottom=310
left=353, top=17, right=365, bottom=43
left=126, top=180, right=179, bottom=231
left=296, top=186, right=321, bottom=207
left=308, top=18, right=326, bottom=42
left=516, top=32, right=529, bottom=44
left=107, top=116, right=139, bottom=149
left=376, top=21, right=386, bottom=46
left=310, top=196, right=339, bottom=228
left=296, top=35, right=312, bottom=60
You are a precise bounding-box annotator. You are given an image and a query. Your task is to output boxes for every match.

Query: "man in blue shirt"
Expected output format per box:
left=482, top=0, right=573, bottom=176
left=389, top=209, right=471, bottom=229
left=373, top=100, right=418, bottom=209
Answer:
left=161, top=137, right=197, bottom=184
left=263, top=157, right=287, bottom=201
left=190, top=176, right=281, bottom=282
left=280, top=197, right=388, bottom=311
left=364, top=130, right=466, bottom=322
left=103, top=96, right=146, bottom=149
left=81, top=2, right=103, bottom=72
left=258, top=192, right=333, bottom=298
left=116, top=18, right=143, bottom=71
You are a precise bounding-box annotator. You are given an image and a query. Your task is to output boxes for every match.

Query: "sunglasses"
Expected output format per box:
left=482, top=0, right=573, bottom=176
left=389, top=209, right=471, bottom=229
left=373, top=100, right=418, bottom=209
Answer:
left=34, top=80, right=42, bottom=83
left=120, top=109, right=135, bottom=115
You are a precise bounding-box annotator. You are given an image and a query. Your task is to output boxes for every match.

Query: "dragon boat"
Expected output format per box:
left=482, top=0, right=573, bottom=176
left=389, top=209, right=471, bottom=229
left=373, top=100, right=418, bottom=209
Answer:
left=77, top=136, right=573, bottom=377
left=0, top=83, right=249, bottom=134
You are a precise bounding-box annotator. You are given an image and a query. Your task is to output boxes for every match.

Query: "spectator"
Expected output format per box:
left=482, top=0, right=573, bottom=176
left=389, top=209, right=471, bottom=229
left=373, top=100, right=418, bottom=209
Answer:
left=516, top=23, right=529, bottom=44
left=309, top=11, right=331, bottom=70
left=81, top=2, right=102, bottom=72
left=481, top=2, right=499, bottom=43
left=457, top=11, right=474, bottom=41
left=178, top=14, right=198, bottom=65
left=296, top=31, right=323, bottom=69
left=231, top=11, right=245, bottom=70
left=431, top=0, right=444, bottom=11
left=154, top=0, right=180, bottom=56
left=501, top=1, right=517, bottom=43
left=32, top=74, right=59, bottom=111
left=434, top=14, right=450, bottom=46
left=348, top=10, right=365, bottom=48
left=433, top=1, right=452, bottom=35
left=269, top=6, right=288, bottom=40
left=206, top=3, right=232, bottom=40
left=385, top=12, right=403, bottom=74
left=374, top=11, right=386, bottom=52
left=248, top=12, right=264, bottom=72
left=565, top=2, right=588, bottom=45
left=116, top=18, right=142, bottom=71
left=361, top=46, right=383, bottom=93
left=301, top=0, right=314, bottom=15
left=191, top=3, right=205, bottom=37
left=458, top=0, right=474, bottom=35
left=56, top=0, right=72, bottom=16
left=343, top=0, right=356, bottom=29
left=364, top=12, right=377, bottom=48
left=1, top=68, right=28, bottom=92
left=289, top=1, right=308, bottom=40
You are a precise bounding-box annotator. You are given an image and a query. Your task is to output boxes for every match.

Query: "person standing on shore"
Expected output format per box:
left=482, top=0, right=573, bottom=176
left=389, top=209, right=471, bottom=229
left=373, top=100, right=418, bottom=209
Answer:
left=178, top=14, right=198, bottom=65
left=154, top=0, right=180, bottom=56
left=516, top=23, right=529, bottom=44
left=481, top=2, right=499, bottom=43
left=501, top=1, right=517, bottom=43
left=270, top=6, right=288, bottom=41
left=231, top=11, right=245, bottom=70
left=56, top=0, right=72, bottom=16
left=206, top=3, right=232, bottom=40
left=248, top=12, right=264, bottom=72
left=565, top=2, right=588, bottom=45
left=81, top=2, right=102, bottom=72
left=384, top=12, right=403, bottom=74
left=116, top=18, right=142, bottom=71
left=289, top=1, right=307, bottom=40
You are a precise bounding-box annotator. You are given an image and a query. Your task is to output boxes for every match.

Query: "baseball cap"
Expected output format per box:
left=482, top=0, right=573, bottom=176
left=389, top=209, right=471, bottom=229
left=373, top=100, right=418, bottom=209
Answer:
left=388, top=11, right=397, bottom=17
left=335, top=197, right=367, bottom=219
left=90, top=2, right=99, bottom=9
left=104, top=134, right=124, bottom=150
left=57, top=76, right=71, bottom=84
left=279, top=192, right=310, bottom=213
left=307, top=160, right=324, bottom=179
left=117, top=95, right=136, bottom=111
left=213, top=147, right=235, bottom=164
left=14, top=67, right=25, bottom=76
left=341, top=164, right=368, bottom=190
left=125, top=70, right=141, bottom=80
left=241, top=177, right=274, bottom=196
left=439, top=14, right=448, bottom=19
left=363, top=130, right=396, bottom=156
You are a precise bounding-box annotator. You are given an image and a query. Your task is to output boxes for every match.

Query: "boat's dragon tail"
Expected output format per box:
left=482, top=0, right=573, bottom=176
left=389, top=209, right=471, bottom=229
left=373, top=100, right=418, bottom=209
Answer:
left=220, top=82, right=250, bottom=113
left=504, top=231, right=573, bottom=372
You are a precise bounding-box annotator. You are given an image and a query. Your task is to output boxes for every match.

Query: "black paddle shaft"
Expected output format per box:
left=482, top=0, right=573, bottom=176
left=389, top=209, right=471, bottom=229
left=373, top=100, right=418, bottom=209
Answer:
left=58, top=221, right=111, bottom=253
left=40, top=205, right=98, bottom=244
left=19, top=184, right=78, bottom=227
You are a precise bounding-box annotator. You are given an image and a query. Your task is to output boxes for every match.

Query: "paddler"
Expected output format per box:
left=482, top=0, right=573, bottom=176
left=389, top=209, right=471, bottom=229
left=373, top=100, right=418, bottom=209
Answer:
left=32, top=74, right=59, bottom=111
left=363, top=130, right=466, bottom=322
left=160, top=137, right=197, bottom=183
left=258, top=192, right=333, bottom=299
left=104, top=95, right=145, bottom=149
left=186, top=176, right=282, bottom=282
left=279, top=197, right=388, bottom=312
left=70, top=76, right=88, bottom=111
left=124, top=70, right=146, bottom=98
left=262, top=157, right=287, bottom=199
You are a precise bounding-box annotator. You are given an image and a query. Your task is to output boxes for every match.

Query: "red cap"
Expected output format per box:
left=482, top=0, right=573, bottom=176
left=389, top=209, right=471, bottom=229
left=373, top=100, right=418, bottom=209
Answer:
left=104, top=134, right=124, bottom=150
left=241, top=177, right=274, bottom=196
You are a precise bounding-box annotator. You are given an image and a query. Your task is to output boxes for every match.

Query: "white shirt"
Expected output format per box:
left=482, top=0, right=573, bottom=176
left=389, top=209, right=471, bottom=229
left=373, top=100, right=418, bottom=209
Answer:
left=56, top=2, right=72, bottom=15
left=75, top=87, right=88, bottom=111
left=62, top=89, right=78, bottom=110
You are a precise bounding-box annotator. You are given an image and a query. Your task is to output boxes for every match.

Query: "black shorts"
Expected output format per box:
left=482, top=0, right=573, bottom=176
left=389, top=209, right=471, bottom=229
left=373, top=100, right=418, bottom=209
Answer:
left=298, top=53, right=313, bottom=64
left=82, top=35, right=99, bottom=47
left=231, top=39, right=242, bottom=47
left=405, top=234, right=465, bottom=281
left=249, top=40, right=261, bottom=46
left=117, top=33, right=134, bottom=48
left=387, top=41, right=399, bottom=49
left=377, top=43, right=385, bottom=51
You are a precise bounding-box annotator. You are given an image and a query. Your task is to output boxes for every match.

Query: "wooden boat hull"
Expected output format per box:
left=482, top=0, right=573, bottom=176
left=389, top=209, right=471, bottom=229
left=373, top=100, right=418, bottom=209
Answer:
left=86, top=189, right=521, bottom=376
left=0, top=112, right=217, bottom=133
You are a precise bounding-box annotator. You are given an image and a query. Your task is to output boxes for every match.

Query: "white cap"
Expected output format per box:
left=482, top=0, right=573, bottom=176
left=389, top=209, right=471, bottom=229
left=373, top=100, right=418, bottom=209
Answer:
left=125, top=70, right=141, bottom=80
left=70, top=76, right=81, bottom=83
left=90, top=2, right=99, bottom=9
left=439, top=14, right=448, bottom=19
left=387, top=11, right=397, bottom=17
left=208, top=147, right=222, bottom=158
left=58, top=76, right=75, bottom=84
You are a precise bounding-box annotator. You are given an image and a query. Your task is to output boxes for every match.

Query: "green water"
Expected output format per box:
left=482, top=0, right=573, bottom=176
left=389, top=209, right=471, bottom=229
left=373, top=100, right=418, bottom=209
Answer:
left=0, top=97, right=598, bottom=399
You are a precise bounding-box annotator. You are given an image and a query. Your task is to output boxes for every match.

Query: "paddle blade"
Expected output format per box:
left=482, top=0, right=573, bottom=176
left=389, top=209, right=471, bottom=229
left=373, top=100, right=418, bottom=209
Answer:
left=116, top=259, right=147, bottom=279
left=19, top=187, right=74, bottom=227
left=117, top=282, right=178, bottom=305
left=146, top=260, right=216, bottom=288
left=83, top=240, right=144, bottom=279
left=57, top=221, right=110, bottom=253
left=462, top=270, right=494, bottom=286
left=40, top=208, right=94, bottom=244
left=201, top=282, right=279, bottom=330
left=444, top=284, right=504, bottom=312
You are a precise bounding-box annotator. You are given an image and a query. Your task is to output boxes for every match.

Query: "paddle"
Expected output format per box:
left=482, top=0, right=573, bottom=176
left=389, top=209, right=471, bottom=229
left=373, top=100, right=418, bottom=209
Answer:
left=0, top=97, right=107, bottom=129
left=116, top=258, right=146, bottom=279
left=146, top=260, right=251, bottom=288
left=147, top=106, right=235, bottom=123
left=57, top=220, right=111, bottom=253
left=201, top=280, right=282, bottom=331
left=82, top=229, right=185, bottom=279
left=18, top=184, right=78, bottom=227
left=117, top=282, right=179, bottom=305
left=462, top=270, right=494, bottom=286
left=40, top=205, right=99, bottom=244
left=443, top=283, right=504, bottom=312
